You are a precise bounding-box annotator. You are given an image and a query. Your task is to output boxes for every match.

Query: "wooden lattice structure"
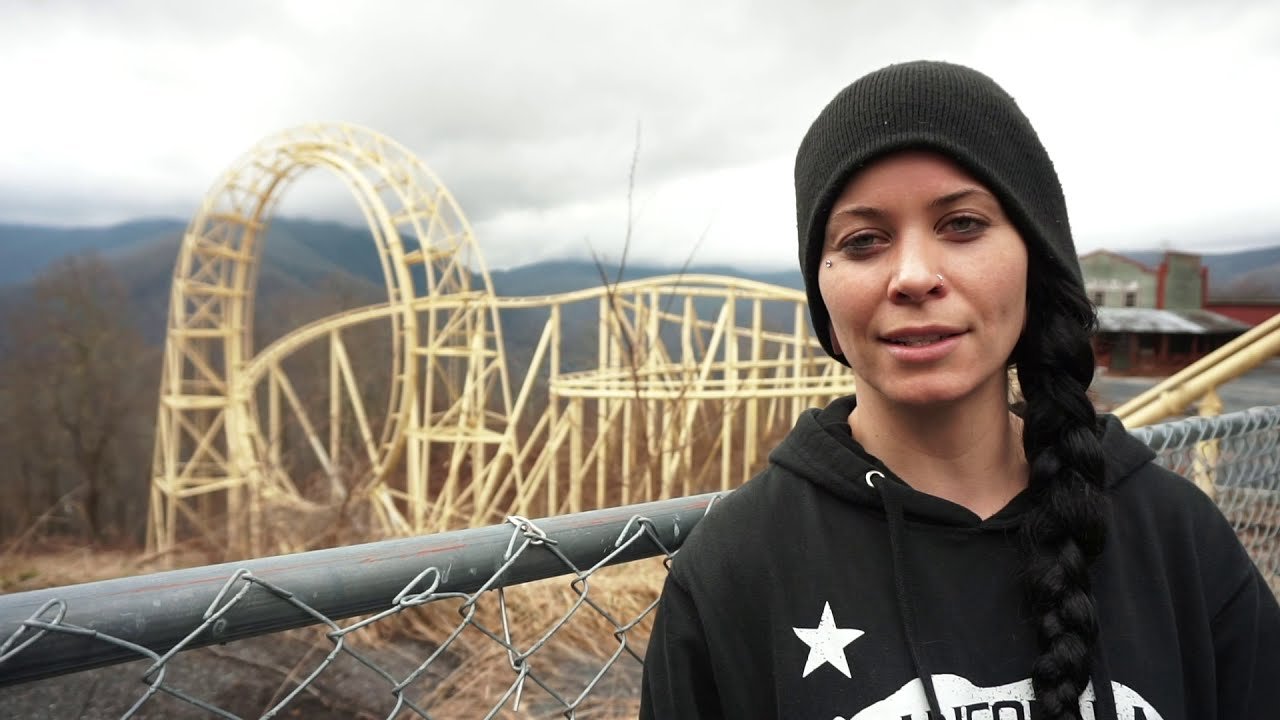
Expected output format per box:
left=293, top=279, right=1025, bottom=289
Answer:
left=147, top=124, right=855, bottom=556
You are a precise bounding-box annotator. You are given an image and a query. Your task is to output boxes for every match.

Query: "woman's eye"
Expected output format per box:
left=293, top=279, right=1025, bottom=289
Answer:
left=944, top=215, right=987, bottom=235
left=839, top=233, right=885, bottom=255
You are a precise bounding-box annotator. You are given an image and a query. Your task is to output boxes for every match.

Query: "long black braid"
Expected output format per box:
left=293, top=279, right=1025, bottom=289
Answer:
left=1013, top=259, right=1110, bottom=720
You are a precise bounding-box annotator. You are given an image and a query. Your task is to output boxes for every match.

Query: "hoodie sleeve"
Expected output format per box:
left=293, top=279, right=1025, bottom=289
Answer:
left=640, top=572, right=724, bottom=719
left=1212, top=564, right=1280, bottom=718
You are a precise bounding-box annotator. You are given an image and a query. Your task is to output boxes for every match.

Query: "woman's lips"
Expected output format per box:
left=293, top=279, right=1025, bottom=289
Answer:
left=879, top=331, right=965, bottom=362
left=885, top=334, right=951, bottom=347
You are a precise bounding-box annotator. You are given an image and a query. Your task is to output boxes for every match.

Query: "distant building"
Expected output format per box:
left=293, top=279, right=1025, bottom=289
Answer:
left=1080, top=250, right=1248, bottom=374
left=1204, top=298, right=1280, bottom=326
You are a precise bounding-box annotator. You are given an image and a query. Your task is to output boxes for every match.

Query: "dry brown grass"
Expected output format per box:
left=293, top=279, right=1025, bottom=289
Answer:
left=332, top=556, right=667, bottom=717
left=0, top=543, right=215, bottom=593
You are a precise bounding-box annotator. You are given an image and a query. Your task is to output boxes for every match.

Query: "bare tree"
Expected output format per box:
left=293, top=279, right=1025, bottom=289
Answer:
left=0, top=254, right=155, bottom=546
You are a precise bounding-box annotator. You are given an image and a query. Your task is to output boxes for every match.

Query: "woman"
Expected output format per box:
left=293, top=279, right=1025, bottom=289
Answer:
left=640, top=61, right=1280, bottom=720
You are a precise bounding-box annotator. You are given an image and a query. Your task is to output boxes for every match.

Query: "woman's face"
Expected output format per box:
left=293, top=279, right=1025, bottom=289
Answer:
left=818, top=150, right=1028, bottom=409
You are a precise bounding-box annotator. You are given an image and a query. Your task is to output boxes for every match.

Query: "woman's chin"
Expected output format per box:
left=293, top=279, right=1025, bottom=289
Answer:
left=861, top=375, right=1006, bottom=410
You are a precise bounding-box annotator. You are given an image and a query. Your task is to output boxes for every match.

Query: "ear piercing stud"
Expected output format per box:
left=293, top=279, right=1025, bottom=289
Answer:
left=824, top=260, right=832, bottom=268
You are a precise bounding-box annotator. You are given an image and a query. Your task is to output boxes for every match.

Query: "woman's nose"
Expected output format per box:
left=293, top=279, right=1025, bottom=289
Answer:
left=888, top=238, right=946, bottom=302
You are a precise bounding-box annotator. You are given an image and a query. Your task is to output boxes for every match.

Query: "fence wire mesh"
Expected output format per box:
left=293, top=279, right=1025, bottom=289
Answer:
left=1131, top=405, right=1280, bottom=594
left=2, top=406, right=1279, bottom=719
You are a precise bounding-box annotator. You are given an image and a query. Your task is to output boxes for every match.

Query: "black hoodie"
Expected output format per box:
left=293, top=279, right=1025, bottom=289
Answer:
left=640, top=396, right=1280, bottom=719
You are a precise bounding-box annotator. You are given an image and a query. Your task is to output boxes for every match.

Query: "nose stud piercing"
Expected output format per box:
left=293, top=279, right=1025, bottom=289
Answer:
left=936, top=273, right=945, bottom=288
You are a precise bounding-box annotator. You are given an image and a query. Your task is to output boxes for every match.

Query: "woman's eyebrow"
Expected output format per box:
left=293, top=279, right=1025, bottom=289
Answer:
left=929, top=187, right=996, bottom=209
left=829, top=205, right=886, bottom=222
left=825, top=205, right=885, bottom=242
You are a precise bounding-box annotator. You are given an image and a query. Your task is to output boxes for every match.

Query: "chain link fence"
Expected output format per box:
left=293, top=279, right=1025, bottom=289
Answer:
left=1130, top=405, right=1280, bottom=594
left=3, top=406, right=1279, bottom=718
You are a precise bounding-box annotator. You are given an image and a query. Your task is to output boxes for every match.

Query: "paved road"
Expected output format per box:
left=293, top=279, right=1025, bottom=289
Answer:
left=1092, top=358, right=1280, bottom=416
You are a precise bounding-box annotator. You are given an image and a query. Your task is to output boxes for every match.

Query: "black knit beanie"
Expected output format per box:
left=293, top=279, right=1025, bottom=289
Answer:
left=794, top=60, right=1084, bottom=363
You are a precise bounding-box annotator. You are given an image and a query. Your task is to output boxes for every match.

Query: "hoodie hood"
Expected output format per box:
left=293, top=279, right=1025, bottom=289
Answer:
left=768, top=394, right=1155, bottom=529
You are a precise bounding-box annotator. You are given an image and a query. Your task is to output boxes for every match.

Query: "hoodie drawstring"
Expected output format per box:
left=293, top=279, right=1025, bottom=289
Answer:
left=866, top=470, right=945, bottom=718
left=1091, top=635, right=1119, bottom=720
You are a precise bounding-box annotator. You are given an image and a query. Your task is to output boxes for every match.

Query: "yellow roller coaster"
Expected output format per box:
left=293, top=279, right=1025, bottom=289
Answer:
left=146, top=124, right=854, bottom=556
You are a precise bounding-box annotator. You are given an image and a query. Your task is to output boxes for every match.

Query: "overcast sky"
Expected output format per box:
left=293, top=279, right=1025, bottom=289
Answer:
left=2, top=0, right=1278, bottom=270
